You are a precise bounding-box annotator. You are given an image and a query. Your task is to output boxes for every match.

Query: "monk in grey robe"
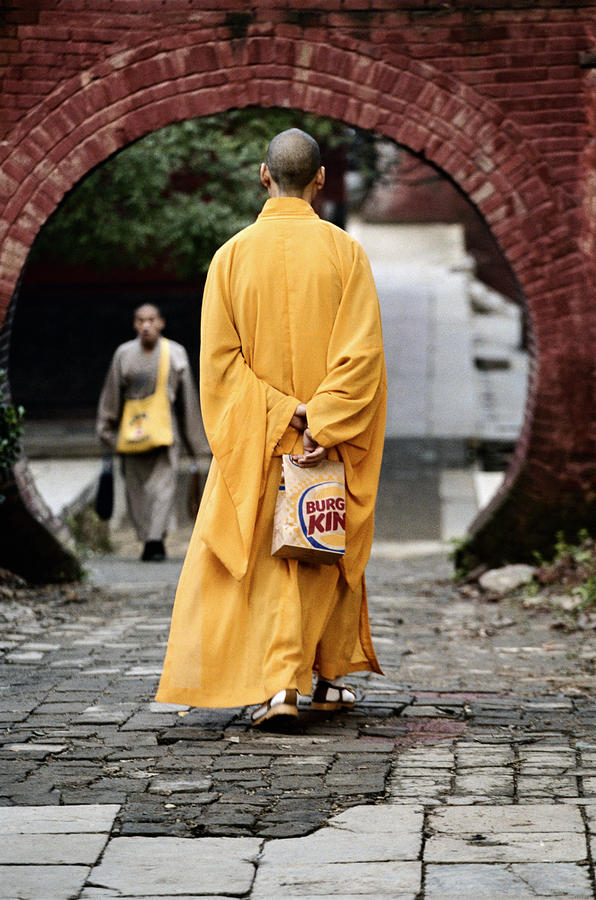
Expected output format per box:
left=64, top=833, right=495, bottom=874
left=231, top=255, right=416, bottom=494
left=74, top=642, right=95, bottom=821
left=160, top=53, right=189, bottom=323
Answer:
left=96, top=304, right=208, bottom=561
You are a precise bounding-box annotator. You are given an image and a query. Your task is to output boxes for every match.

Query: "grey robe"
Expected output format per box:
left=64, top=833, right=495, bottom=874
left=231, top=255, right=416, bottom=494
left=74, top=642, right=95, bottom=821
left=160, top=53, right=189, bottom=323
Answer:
left=96, top=337, right=209, bottom=543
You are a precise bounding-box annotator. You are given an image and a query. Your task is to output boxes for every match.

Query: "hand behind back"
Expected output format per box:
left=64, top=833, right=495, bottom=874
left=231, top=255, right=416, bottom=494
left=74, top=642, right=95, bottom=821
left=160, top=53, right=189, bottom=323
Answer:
left=291, top=427, right=328, bottom=468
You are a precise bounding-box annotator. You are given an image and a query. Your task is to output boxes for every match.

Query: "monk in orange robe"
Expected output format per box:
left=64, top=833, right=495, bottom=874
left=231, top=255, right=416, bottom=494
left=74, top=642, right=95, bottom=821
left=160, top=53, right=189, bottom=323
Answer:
left=155, top=128, right=386, bottom=727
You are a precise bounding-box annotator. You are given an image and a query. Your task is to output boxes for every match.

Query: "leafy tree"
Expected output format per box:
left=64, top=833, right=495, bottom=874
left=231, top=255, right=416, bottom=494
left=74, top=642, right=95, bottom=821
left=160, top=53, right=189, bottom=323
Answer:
left=31, top=109, right=379, bottom=279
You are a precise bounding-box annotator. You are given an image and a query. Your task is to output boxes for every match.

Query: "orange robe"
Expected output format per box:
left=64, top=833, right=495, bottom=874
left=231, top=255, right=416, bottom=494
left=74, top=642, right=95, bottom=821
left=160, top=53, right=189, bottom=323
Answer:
left=155, top=197, right=386, bottom=708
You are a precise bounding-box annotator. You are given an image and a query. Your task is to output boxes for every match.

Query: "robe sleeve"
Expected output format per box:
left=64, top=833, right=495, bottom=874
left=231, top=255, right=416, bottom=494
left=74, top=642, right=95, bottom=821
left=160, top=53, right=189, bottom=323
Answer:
left=198, top=245, right=299, bottom=579
left=96, top=349, right=123, bottom=452
left=305, top=241, right=387, bottom=589
left=306, top=241, right=385, bottom=458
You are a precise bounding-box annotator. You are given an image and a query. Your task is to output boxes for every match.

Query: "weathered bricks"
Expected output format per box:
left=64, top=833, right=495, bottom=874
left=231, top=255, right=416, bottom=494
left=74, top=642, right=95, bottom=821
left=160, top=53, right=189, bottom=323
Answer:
left=0, top=3, right=595, bottom=561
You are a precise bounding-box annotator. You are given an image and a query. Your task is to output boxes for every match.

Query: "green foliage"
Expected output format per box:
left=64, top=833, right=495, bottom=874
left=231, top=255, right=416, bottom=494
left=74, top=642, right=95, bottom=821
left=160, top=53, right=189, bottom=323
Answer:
left=0, top=368, right=24, bottom=483
left=67, top=509, right=112, bottom=557
left=31, top=108, right=378, bottom=279
left=449, top=536, right=471, bottom=581
left=571, top=577, right=596, bottom=608
left=535, top=529, right=596, bottom=610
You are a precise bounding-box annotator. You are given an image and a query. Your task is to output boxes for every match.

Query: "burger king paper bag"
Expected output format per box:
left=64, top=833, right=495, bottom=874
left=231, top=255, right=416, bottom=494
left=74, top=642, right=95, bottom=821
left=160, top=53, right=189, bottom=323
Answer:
left=272, top=455, right=346, bottom=565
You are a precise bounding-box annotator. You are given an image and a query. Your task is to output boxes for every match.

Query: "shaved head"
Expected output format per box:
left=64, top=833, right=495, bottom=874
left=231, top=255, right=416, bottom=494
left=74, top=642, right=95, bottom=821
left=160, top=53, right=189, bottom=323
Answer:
left=266, top=129, right=321, bottom=192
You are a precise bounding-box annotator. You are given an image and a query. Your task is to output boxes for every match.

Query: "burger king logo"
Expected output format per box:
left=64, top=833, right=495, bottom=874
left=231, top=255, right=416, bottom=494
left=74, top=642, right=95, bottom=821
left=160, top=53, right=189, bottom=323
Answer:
left=297, top=481, right=346, bottom=554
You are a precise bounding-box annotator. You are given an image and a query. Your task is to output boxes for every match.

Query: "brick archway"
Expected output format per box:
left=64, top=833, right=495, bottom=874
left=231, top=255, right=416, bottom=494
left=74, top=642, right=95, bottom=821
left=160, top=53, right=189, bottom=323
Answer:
left=1, top=29, right=594, bottom=572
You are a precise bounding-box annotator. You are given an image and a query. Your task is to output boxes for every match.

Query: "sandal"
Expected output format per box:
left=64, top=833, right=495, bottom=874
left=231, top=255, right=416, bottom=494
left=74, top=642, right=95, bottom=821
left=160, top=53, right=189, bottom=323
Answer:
left=251, top=688, right=298, bottom=728
left=311, top=680, right=357, bottom=711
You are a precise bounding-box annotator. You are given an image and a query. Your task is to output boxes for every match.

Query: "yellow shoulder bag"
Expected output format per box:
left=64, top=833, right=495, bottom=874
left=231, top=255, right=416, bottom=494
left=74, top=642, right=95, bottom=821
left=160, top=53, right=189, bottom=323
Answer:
left=116, top=338, right=174, bottom=454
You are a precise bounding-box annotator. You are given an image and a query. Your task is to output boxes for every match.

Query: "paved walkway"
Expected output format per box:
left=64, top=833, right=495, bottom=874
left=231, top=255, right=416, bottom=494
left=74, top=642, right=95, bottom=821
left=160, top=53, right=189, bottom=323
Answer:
left=1, top=550, right=595, bottom=898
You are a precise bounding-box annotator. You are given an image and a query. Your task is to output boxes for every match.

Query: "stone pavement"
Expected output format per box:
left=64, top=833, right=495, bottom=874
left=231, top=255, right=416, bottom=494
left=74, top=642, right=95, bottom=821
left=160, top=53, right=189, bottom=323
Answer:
left=1, top=549, right=595, bottom=898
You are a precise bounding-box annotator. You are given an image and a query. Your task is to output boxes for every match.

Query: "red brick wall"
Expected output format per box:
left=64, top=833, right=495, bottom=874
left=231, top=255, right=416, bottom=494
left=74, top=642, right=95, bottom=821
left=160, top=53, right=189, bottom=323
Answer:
left=1, top=1, right=595, bottom=564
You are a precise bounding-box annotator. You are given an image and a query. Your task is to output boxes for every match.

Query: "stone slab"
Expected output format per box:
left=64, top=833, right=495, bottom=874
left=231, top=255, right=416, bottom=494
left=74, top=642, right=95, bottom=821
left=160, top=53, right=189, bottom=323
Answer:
left=82, top=894, right=231, bottom=900
left=148, top=702, right=189, bottom=713
left=0, top=865, right=90, bottom=900
left=0, top=803, right=120, bottom=833
left=6, top=651, right=45, bottom=662
left=79, top=705, right=135, bottom=724
left=0, top=833, right=109, bottom=865
left=255, top=896, right=406, bottom=900
left=6, top=743, right=68, bottom=754
left=425, top=832, right=586, bottom=864
left=394, top=758, right=454, bottom=770
left=424, top=862, right=593, bottom=897
left=456, top=753, right=514, bottom=766
left=389, top=776, right=451, bottom=797
left=428, top=804, right=584, bottom=833
left=582, top=777, right=596, bottom=794
left=519, top=752, right=577, bottom=765
left=454, top=774, right=514, bottom=796
left=252, top=860, right=421, bottom=898
left=392, top=767, right=453, bottom=779
left=258, top=828, right=421, bottom=865
left=88, top=836, right=261, bottom=896
left=330, top=804, right=423, bottom=834
left=149, top=777, right=212, bottom=793
left=517, top=775, right=578, bottom=797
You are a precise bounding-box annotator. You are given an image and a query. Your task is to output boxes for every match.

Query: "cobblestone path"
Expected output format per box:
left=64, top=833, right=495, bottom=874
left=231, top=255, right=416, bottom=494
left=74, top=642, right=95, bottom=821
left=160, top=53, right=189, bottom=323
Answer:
left=1, top=552, right=595, bottom=897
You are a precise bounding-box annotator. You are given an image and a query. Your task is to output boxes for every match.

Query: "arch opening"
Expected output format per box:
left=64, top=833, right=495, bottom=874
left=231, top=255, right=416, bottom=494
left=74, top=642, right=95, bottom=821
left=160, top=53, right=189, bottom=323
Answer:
left=1, top=29, right=591, bottom=579
left=5, top=109, right=529, bottom=564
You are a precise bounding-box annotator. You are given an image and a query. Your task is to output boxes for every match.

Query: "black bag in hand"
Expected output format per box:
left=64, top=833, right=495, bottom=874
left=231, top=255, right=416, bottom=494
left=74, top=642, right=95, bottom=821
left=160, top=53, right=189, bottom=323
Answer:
left=95, top=455, right=114, bottom=521
left=188, top=466, right=203, bottom=520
